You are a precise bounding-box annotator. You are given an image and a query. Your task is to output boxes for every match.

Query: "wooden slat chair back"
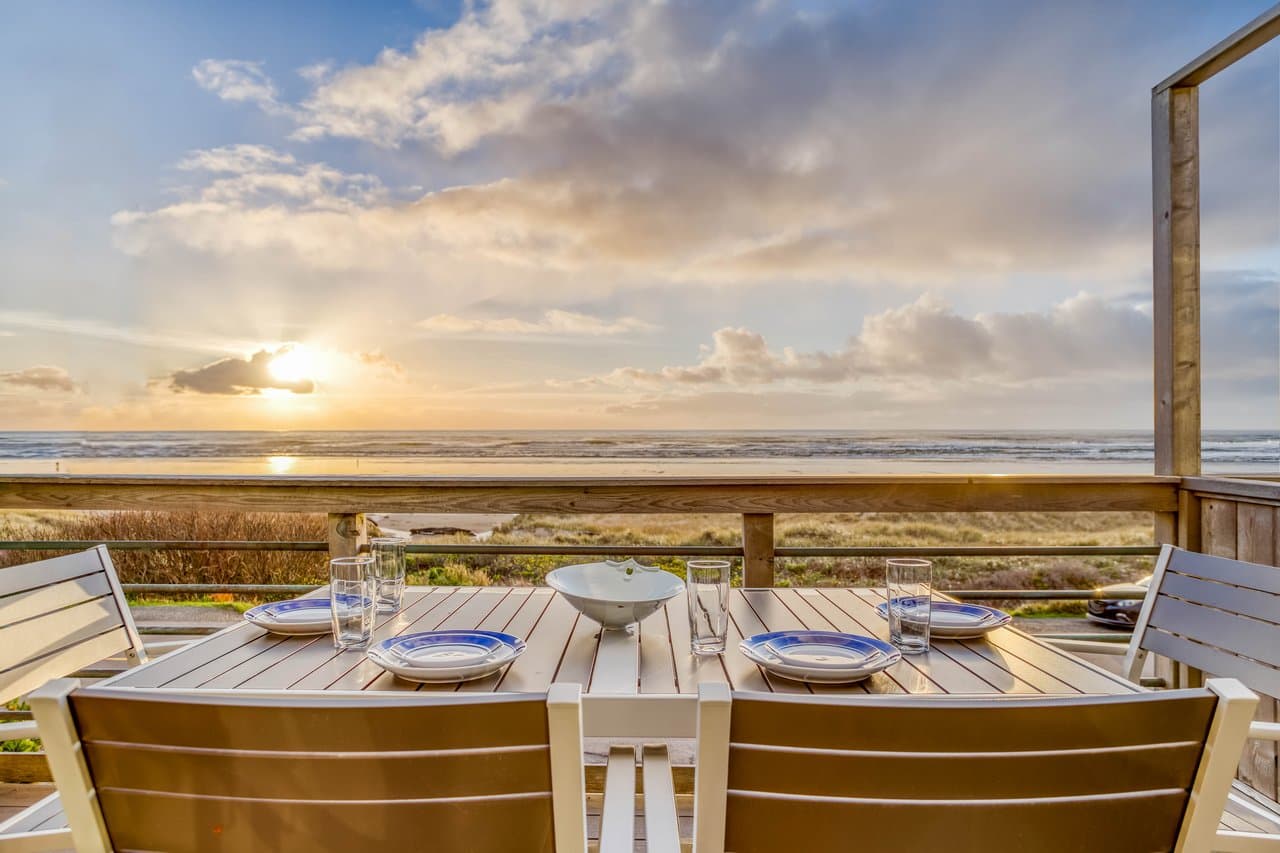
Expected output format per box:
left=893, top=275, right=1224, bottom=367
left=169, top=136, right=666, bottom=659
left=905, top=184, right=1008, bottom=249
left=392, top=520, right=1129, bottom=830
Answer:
left=1122, top=544, right=1280, bottom=695
left=690, top=681, right=1257, bottom=853
left=28, top=680, right=589, bottom=853
left=0, top=545, right=146, bottom=706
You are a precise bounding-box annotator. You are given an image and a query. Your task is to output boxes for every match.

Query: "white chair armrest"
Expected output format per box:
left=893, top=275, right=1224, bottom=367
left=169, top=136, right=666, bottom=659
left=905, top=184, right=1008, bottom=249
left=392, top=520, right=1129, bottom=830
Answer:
left=0, top=720, right=39, bottom=743
left=0, top=827, right=73, bottom=852
left=641, top=744, right=681, bottom=853
left=598, top=746, right=636, bottom=853
left=1043, top=638, right=1128, bottom=656
left=1249, top=721, right=1280, bottom=741
left=0, top=791, right=71, bottom=851
left=1214, top=829, right=1280, bottom=852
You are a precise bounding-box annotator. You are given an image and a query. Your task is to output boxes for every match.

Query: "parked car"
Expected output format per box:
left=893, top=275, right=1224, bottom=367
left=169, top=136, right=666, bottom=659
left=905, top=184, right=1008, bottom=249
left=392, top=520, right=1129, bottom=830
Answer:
left=1086, top=575, right=1152, bottom=628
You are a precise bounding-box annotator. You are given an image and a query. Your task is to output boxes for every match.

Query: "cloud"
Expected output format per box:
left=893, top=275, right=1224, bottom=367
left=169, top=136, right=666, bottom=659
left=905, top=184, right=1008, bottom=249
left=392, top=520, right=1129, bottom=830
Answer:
left=355, top=350, right=406, bottom=377
left=418, top=310, right=654, bottom=338
left=192, top=59, right=283, bottom=112
left=162, top=0, right=1274, bottom=291
left=164, top=347, right=314, bottom=395
left=582, top=292, right=1154, bottom=389
left=177, top=144, right=296, bottom=174
left=0, top=366, right=80, bottom=393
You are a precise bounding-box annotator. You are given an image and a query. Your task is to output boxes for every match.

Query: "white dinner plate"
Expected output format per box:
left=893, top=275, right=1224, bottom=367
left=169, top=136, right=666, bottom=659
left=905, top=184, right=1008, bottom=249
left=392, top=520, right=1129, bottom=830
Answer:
left=244, top=598, right=340, bottom=636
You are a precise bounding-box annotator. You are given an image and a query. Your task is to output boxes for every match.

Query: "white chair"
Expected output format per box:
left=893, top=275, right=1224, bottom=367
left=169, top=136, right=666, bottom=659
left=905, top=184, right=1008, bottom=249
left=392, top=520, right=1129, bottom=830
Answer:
left=0, top=546, right=182, bottom=850
left=1049, top=543, right=1280, bottom=850
left=22, top=680, right=598, bottom=853
left=642, top=679, right=1257, bottom=853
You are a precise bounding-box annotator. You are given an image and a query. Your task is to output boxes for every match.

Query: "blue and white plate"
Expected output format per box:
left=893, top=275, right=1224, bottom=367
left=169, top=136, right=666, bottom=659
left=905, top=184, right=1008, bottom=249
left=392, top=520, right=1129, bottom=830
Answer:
left=875, top=599, right=1012, bottom=639
left=244, top=598, right=346, bottom=636
left=740, top=631, right=901, bottom=684
left=368, top=630, right=526, bottom=683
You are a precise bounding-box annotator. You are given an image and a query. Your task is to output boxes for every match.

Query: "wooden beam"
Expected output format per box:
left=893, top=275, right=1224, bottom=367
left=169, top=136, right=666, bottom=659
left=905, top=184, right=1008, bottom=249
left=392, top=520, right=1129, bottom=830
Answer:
left=1154, top=2, right=1280, bottom=93
left=326, top=512, right=366, bottom=559
left=741, top=513, right=775, bottom=587
left=0, top=475, right=1179, bottom=514
left=1153, top=85, right=1201, bottom=476
left=1182, top=476, right=1280, bottom=504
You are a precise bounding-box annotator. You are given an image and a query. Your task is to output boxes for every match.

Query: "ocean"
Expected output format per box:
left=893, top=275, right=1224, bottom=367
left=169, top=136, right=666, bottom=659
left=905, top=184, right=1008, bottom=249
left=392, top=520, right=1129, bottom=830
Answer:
left=0, top=430, right=1275, bottom=476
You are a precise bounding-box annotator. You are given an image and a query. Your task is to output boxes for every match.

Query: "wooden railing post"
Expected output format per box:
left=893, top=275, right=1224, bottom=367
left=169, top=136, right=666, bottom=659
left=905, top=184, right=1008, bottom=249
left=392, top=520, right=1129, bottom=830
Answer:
left=327, top=512, right=367, bottom=560
left=742, top=513, right=775, bottom=587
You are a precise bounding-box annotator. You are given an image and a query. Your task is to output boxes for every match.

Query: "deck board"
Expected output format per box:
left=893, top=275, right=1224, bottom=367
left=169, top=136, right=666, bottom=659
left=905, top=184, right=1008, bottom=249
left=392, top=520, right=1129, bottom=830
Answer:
left=102, top=586, right=1140, bottom=698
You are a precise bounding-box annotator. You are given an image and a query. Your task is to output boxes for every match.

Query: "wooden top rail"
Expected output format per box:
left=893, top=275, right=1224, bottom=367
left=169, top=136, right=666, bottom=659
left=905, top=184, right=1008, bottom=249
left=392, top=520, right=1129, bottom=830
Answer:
left=1155, top=2, right=1280, bottom=93
left=1182, top=477, right=1280, bottom=504
left=0, top=474, right=1180, bottom=514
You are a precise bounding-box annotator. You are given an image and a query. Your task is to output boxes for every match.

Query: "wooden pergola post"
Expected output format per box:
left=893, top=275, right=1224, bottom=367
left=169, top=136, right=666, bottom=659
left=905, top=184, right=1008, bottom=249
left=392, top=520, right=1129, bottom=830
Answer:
left=1150, top=1, right=1280, bottom=545
left=1152, top=85, right=1201, bottom=483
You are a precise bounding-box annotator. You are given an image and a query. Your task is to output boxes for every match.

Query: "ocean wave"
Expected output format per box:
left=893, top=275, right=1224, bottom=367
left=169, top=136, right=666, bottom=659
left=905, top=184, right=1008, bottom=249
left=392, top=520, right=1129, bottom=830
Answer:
left=0, top=430, right=1276, bottom=465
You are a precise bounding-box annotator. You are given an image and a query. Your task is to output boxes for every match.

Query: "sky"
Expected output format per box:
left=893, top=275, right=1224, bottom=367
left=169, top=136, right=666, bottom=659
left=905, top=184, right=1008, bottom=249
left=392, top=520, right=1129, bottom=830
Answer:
left=1, top=0, right=1277, bottom=431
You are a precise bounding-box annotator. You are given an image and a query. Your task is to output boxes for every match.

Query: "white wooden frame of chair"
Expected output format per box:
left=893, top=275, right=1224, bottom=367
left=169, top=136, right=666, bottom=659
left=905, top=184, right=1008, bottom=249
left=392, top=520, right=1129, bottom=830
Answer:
left=1047, top=543, right=1280, bottom=849
left=18, top=679, right=602, bottom=853
left=0, top=546, right=195, bottom=853
left=661, top=680, right=1256, bottom=853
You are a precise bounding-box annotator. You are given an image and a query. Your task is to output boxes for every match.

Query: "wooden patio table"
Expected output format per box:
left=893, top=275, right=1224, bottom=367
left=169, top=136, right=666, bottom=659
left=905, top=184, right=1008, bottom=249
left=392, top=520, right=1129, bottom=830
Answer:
left=99, top=586, right=1139, bottom=709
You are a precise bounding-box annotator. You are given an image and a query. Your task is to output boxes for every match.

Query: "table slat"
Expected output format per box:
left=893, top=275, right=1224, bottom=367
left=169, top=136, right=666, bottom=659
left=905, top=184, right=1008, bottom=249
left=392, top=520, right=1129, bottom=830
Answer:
left=497, top=592, right=580, bottom=693
left=664, top=594, right=729, bottom=693
left=638, top=604, right=679, bottom=695
left=205, top=588, right=439, bottom=690
left=458, top=588, right=555, bottom=693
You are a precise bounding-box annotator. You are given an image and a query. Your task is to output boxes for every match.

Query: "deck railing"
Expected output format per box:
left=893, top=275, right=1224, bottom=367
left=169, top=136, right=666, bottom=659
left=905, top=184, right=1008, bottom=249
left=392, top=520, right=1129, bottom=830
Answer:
left=0, top=473, right=1173, bottom=643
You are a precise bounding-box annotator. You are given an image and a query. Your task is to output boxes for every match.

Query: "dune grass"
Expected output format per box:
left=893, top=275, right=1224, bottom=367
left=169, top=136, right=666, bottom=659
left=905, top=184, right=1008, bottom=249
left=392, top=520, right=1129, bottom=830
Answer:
left=0, top=509, right=1154, bottom=594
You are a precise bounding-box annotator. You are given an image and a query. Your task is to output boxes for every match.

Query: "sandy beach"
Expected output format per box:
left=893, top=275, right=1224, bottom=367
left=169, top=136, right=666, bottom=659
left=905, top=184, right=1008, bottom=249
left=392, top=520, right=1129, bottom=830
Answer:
left=368, top=513, right=517, bottom=540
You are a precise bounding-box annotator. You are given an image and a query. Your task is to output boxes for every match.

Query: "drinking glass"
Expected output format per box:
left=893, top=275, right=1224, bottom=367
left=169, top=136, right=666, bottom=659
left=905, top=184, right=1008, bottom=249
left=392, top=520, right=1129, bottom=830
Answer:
left=370, top=536, right=407, bottom=614
left=886, top=558, right=931, bottom=654
left=330, top=555, right=375, bottom=650
left=686, top=559, right=731, bottom=655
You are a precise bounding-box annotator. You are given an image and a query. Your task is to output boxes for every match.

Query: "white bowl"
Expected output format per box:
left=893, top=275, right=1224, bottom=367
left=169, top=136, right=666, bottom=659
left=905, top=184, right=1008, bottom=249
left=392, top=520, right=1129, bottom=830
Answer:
left=546, top=559, right=685, bottom=630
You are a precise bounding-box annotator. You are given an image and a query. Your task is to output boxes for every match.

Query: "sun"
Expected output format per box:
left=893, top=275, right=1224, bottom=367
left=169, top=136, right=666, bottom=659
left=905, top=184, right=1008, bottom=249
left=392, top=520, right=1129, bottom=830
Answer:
left=268, top=345, right=317, bottom=384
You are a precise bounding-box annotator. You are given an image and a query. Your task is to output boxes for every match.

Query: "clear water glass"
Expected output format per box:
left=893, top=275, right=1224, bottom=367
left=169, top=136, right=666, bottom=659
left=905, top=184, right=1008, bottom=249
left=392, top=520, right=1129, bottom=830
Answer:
left=687, top=559, right=731, bottom=655
left=330, top=555, right=375, bottom=650
left=887, top=558, right=932, bottom=654
left=370, top=536, right=407, bottom=614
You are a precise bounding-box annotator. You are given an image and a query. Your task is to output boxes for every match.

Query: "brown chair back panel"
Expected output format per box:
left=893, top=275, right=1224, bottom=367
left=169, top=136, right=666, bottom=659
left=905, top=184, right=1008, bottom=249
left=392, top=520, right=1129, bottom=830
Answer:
left=97, top=789, right=555, bottom=853
left=723, top=790, right=1188, bottom=853
left=1166, top=548, right=1280, bottom=596
left=85, top=741, right=553, bottom=799
left=728, top=691, right=1215, bottom=751
left=72, top=690, right=550, bottom=750
left=728, top=741, right=1203, bottom=800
